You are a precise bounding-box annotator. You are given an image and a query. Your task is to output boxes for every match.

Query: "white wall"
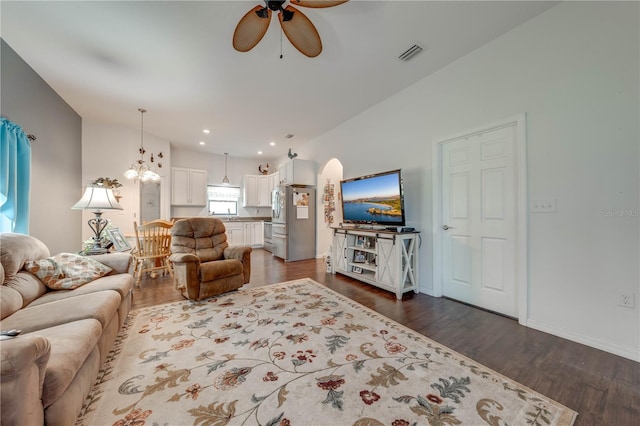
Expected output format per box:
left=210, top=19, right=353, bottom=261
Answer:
left=82, top=120, right=171, bottom=239
left=294, top=2, right=640, bottom=361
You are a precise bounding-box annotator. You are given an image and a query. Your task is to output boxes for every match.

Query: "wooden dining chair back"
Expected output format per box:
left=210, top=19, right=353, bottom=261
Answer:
left=132, top=219, right=174, bottom=287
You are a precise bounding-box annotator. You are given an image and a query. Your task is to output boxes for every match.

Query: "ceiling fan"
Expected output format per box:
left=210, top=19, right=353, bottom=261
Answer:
left=233, top=0, right=348, bottom=58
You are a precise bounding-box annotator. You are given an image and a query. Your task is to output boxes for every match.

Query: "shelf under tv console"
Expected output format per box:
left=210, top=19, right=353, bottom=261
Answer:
left=331, top=227, right=419, bottom=300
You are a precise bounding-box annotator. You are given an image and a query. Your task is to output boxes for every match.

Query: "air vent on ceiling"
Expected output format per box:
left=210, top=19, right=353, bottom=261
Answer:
left=398, top=43, right=424, bottom=62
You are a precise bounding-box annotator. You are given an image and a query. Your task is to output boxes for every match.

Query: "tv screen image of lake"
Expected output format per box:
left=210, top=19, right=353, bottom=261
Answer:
left=343, top=201, right=403, bottom=223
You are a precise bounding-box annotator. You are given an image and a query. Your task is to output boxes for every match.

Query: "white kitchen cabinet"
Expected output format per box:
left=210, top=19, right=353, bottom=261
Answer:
left=224, top=221, right=263, bottom=247
left=243, top=174, right=271, bottom=207
left=243, top=221, right=264, bottom=247
left=171, top=167, right=207, bottom=206
left=225, top=222, right=245, bottom=246
left=269, top=172, right=280, bottom=193
left=278, top=159, right=316, bottom=186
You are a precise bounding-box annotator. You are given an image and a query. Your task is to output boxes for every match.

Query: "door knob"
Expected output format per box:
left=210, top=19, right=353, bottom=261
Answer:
left=442, top=225, right=454, bottom=230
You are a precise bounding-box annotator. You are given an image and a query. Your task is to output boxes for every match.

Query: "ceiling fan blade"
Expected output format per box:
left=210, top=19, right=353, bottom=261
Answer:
left=278, top=5, right=322, bottom=57
left=290, top=0, right=349, bottom=8
left=233, top=5, right=272, bottom=52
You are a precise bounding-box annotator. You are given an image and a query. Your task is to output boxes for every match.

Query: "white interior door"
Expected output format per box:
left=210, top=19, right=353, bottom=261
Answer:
left=440, top=125, right=518, bottom=317
left=140, top=182, right=161, bottom=224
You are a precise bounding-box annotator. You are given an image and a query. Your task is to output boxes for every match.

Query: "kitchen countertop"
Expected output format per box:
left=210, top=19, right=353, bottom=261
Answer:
left=172, top=217, right=271, bottom=223
left=221, top=217, right=271, bottom=223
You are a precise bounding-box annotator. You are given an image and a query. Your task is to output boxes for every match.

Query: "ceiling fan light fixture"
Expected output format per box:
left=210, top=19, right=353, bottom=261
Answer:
left=256, top=7, right=270, bottom=18
left=281, top=8, right=295, bottom=21
left=233, top=0, right=348, bottom=57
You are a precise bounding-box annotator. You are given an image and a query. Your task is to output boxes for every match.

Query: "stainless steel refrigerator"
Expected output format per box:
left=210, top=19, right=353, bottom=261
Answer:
left=271, top=185, right=316, bottom=262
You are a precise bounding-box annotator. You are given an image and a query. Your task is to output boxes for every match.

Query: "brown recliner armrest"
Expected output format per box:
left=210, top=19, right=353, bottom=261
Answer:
left=169, top=253, right=200, bottom=263
left=224, top=246, right=252, bottom=283
left=1, top=335, right=51, bottom=425
left=169, top=253, right=201, bottom=294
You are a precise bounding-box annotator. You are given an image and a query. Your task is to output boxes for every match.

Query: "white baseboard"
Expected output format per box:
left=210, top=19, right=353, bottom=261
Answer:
left=525, top=318, right=639, bottom=362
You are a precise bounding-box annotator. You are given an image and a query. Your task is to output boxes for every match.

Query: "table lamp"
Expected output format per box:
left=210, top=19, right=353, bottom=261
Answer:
left=71, top=185, right=123, bottom=254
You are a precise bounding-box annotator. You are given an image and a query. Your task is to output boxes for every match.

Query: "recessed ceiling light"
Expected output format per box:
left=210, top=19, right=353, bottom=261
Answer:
left=258, top=151, right=263, bottom=155
left=270, top=141, right=276, bottom=146
left=199, top=141, right=205, bottom=146
left=202, top=129, right=210, bottom=134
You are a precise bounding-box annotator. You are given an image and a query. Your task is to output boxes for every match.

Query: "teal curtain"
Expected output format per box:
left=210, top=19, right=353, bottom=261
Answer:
left=0, top=117, right=31, bottom=234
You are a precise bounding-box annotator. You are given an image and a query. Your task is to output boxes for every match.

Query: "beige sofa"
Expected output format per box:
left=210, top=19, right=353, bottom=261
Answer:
left=0, top=233, right=133, bottom=425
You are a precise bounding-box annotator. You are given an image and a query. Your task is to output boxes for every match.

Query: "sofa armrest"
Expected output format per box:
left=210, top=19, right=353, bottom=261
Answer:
left=91, top=252, right=133, bottom=274
left=1, top=335, right=51, bottom=425
left=224, top=246, right=252, bottom=284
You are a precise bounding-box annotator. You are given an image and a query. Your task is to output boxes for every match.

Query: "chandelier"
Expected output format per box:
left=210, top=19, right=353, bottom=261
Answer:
left=222, top=152, right=230, bottom=184
left=124, top=108, right=163, bottom=182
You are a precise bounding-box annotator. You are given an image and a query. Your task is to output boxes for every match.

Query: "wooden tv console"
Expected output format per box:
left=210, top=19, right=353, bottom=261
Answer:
left=331, top=227, right=419, bottom=300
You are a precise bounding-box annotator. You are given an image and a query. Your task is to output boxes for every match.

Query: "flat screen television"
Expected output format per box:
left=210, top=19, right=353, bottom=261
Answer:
left=340, top=169, right=406, bottom=226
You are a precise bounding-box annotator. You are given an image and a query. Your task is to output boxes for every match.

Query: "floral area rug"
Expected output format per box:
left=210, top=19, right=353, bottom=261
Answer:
left=77, top=278, right=577, bottom=426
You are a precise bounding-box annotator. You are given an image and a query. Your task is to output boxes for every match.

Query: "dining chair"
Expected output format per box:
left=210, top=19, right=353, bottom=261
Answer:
left=132, top=219, right=174, bottom=287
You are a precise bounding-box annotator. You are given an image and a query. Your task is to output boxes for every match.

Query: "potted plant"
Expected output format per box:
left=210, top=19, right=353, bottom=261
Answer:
left=91, top=177, right=123, bottom=202
left=91, top=177, right=122, bottom=189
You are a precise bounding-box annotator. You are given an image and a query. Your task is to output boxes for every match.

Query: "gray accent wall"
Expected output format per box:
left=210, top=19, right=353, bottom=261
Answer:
left=1, top=38, right=82, bottom=254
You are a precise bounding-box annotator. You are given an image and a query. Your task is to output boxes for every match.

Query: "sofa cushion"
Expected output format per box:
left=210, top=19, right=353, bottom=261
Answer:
left=24, top=253, right=113, bottom=290
left=88, top=252, right=132, bottom=275
left=28, top=274, right=133, bottom=308
left=27, top=319, right=103, bottom=408
left=7, top=271, right=47, bottom=304
left=1, top=272, right=48, bottom=319
left=0, top=233, right=50, bottom=282
left=0, top=290, right=121, bottom=334
left=0, top=285, right=23, bottom=320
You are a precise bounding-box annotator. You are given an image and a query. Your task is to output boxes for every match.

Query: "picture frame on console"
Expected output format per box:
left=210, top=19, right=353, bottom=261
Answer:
left=356, top=236, right=365, bottom=247
left=353, top=250, right=366, bottom=263
left=107, top=228, right=131, bottom=252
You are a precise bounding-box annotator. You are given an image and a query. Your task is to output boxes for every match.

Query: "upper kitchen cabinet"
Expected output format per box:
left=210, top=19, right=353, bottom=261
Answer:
left=269, top=172, right=280, bottom=191
left=171, top=167, right=208, bottom=206
left=243, top=174, right=271, bottom=207
left=278, top=159, right=316, bottom=186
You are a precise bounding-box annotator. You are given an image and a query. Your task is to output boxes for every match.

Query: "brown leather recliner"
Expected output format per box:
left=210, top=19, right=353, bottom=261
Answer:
left=169, top=218, right=252, bottom=300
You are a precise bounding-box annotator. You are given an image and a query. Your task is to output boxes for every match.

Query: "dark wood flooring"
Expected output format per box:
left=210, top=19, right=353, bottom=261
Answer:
left=133, top=249, right=639, bottom=426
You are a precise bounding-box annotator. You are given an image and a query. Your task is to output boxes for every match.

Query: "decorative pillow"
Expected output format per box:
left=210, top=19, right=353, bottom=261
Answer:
left=24, top=253, right=113, bottom=290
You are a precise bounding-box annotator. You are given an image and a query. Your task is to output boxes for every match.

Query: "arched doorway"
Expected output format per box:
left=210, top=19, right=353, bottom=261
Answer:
left=316, top=158, right=343, bottom=257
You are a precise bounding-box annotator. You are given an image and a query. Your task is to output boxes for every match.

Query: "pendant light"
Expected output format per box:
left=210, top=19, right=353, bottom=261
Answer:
left=222, top=152, right=230, bottom=185
left=124, top=108, right=163, bottom=182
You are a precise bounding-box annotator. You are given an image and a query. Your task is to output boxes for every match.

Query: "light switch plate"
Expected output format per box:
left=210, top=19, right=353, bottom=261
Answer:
left=531, top=199, right=557, bottom=213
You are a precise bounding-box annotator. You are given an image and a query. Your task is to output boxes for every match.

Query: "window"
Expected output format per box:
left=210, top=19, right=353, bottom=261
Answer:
left=207, top=185, right=240, bottom=216
left=209, top=200, right=238, bottom=216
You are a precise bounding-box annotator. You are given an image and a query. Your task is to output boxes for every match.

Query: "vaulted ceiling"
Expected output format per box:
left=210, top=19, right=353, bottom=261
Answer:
left=1, top=1, right=556, bottom=159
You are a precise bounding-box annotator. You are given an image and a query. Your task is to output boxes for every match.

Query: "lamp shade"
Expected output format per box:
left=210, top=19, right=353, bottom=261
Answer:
left=71, top=186, right=124, bottom=211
